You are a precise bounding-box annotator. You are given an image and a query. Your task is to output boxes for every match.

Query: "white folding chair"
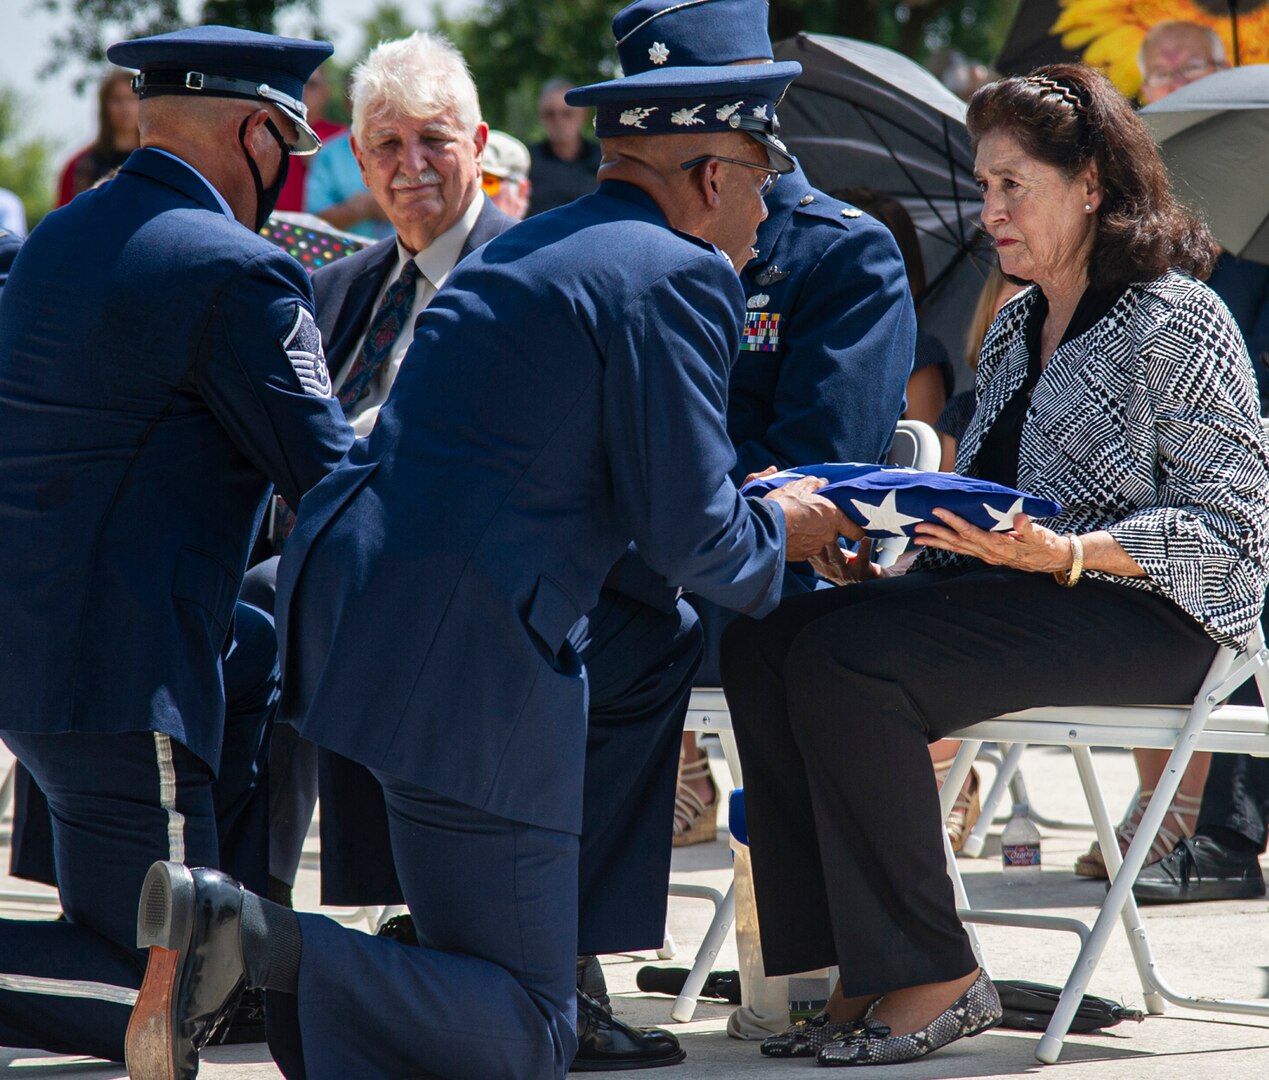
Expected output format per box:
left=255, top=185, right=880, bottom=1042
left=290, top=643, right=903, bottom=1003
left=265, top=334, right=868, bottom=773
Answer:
left=663, top=421, right=942, bottom=1020
left=937, top=623, right=1269, bottom=1063
left=0, top=760, right=62, bottom=908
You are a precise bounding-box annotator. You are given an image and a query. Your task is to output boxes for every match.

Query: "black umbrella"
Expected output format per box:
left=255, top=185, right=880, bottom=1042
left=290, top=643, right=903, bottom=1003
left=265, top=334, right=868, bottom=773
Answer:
left=1140, top=64, right=1269, bottom=263
left=773, top=33, right=995, bottom=388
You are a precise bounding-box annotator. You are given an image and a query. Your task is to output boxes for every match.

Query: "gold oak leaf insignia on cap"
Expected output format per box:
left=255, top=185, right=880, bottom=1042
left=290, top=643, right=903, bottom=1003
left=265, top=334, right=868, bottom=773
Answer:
left=715, top=101, right=743, bottom=121
left=751, top=104, right=770, bottom=120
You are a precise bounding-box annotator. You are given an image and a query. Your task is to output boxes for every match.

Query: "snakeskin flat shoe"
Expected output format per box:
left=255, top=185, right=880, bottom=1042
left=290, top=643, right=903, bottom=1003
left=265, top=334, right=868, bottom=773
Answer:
left=761, top=1010, right=874, bottom=1058
left=816, top=970, right=1002, bottom=1067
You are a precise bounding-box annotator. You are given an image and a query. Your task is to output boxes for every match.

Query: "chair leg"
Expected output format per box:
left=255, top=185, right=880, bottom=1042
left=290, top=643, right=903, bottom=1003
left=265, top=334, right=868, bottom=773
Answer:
left=717, top=730, right=743, bottom=790
left=0, top=760, right=14, bottom=823
left=657, top=931, right=676, bottom=961
left=963, top=742, right=1025, bottom=857
left=1036, top=740, right=1202, bottom=1064
left=666, top=883, right=733, bottom=1023
left=942, top=816, right=987, bottom=973
left=1069, top=747, right=1165, bottom=1014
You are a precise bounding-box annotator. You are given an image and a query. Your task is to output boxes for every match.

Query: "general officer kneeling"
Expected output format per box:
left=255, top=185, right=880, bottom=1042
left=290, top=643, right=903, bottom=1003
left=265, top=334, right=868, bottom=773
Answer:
left=125, top=58, right=861, bottom=1080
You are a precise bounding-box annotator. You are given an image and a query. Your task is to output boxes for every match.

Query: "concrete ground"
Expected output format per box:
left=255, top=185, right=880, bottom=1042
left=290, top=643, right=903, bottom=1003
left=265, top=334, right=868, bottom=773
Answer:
left=2, top=742, right=1268, bottom=1078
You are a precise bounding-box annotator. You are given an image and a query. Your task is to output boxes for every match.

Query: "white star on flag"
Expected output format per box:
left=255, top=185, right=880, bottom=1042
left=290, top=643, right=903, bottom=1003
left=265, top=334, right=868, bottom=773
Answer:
left=849, top=490, right=924, bottom=536
left=982, top=496, right=1026, bottom=532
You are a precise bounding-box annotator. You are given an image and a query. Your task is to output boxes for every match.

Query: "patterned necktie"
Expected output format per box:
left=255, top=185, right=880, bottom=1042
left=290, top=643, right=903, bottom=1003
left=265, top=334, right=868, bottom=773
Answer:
left=338, top=257, right=422, bottom=413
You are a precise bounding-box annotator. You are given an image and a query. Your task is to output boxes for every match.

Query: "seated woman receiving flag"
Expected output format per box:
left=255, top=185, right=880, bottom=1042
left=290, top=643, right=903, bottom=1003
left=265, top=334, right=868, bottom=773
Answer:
left=720, top=63, right=1269, bottom=1068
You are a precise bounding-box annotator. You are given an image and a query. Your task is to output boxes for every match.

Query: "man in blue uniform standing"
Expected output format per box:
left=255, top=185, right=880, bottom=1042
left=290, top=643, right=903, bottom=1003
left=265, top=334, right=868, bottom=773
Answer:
left=604, top=0, right=917, bottom=843
left=127, top=56, right=861, bottom=1080
left=0, top=26, right=351, bottom=1064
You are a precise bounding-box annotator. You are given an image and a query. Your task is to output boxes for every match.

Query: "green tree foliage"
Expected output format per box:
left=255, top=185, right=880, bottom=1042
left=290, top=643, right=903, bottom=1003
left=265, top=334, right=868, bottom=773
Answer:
left=0, top=87, right=55, bottom=228
left=435, top=2, right=617, bottom=139
left=35, top=0, right=320, bottom=89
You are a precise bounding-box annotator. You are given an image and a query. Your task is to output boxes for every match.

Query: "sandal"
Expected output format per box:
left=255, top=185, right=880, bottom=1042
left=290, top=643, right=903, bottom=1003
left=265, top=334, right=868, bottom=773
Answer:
left=672, top=748, right=718, bottom=847
left=934, top=761, right=981, bottom=854
left=1073, top=788, right=1203, bottom=880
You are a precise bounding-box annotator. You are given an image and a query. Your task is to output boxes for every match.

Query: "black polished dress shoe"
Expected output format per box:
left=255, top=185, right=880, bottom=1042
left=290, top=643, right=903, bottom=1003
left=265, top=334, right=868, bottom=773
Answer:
left=377, top=913, right=419, bottom=945
left=126, top=861, right=249, bottom=1080
left=817, top=970, right=1002, bottom=1067
left=570, top=990, right=686, bottom=1071
left=577, top=955, right=611, bottom=1013
left=1131, top=836, right=1266, bottom=905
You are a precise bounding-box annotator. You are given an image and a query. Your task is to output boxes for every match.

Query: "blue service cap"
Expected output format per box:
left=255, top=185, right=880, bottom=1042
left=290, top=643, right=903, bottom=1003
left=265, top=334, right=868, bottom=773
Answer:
left=107, top=25, right=333, bottom=155
left=566, top=63, right=800, bottom=173
left=614, top=0, right=774, bottom=76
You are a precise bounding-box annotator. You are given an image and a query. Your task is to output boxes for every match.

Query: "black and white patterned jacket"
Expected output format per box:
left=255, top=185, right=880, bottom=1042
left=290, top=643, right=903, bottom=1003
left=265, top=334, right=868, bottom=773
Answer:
left=921, top=270, right=1269, bottom=650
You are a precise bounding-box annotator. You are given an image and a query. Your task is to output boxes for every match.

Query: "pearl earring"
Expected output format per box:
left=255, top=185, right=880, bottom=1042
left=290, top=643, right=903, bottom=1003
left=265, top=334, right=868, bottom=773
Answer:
left=1084, top=203, right=1093, bottom=212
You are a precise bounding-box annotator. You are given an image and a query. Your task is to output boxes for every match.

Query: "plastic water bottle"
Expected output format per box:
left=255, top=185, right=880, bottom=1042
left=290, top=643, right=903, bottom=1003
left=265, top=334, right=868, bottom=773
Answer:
left=1001, top=802, right=1042, bottom=884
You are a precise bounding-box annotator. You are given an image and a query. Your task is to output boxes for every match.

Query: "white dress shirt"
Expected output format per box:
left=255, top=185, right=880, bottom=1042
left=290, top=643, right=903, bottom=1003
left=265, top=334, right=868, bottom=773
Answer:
left=333, top=191, right=486, bottom=436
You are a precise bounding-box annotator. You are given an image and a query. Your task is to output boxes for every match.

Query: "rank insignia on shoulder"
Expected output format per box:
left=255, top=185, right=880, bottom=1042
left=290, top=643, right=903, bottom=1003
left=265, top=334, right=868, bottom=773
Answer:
left=282, top=305, right=332, bottom=398
left=741, top=311, right=781, bottom=351
left=753, top=264, right=788, bottom=287
left=747, top=293, right=769, bottom=310
left=840, top=207, right=862, bottom=219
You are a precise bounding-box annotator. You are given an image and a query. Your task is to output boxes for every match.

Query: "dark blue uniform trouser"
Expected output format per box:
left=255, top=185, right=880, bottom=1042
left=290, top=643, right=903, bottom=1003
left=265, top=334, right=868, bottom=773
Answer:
left=0, top=601, right=277, bottom=1060
left=314, top=587, right=702, bottom=956
left=276, top=784, right=579, bottom=1080
left=11, top=599, right=281, bottom=893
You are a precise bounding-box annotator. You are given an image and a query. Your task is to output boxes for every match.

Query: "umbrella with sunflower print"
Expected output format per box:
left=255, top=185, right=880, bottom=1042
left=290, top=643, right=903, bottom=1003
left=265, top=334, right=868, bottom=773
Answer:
left=997, top=0, right=1269, bottom=99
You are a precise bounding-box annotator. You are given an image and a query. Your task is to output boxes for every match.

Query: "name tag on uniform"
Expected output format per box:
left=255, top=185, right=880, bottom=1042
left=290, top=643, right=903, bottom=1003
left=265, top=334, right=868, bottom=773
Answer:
left=741, top=311, right=781, bottom=351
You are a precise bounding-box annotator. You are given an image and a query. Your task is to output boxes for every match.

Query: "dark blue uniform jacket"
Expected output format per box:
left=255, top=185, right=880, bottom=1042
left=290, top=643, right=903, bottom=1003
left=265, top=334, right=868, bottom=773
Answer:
left=276, top=180, right=787, bottom=834
left=731, top=164, right=915, bottom=483
left=0, top=148, right=352, bottom=770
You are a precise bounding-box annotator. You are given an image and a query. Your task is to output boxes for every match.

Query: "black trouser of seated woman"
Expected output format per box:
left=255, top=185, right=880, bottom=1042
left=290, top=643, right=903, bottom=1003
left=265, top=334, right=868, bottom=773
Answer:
left=720, top=565, right=1217, bottom=998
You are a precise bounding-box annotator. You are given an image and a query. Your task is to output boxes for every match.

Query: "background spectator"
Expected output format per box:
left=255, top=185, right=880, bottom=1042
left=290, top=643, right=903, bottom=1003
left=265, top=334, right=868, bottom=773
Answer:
left=526, top=77, right=600, bottom=215
left=482, top=129, right=532, bottom=220
left=0, top=188, right=25, bottom=237
left=54, top=68, right=139, bottom=207
left=304, top=129, right=391, bottom=240
left=276, top=64, right=346, bottom=213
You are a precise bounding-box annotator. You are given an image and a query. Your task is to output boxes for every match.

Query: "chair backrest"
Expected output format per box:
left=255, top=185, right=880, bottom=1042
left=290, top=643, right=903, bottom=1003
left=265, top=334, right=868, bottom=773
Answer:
left=887, top=418, right=941, bottom=471
left=875, top=418, right=941, bottom=567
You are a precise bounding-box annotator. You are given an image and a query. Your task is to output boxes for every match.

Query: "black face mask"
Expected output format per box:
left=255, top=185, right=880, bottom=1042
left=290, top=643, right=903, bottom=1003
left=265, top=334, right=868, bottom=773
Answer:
left=239, top=115, right=291, bottom=232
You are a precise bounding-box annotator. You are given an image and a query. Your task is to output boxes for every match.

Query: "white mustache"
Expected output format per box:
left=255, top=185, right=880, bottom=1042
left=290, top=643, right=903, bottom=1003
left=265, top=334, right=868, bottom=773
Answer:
left=391, top=169, right=442, bottom=189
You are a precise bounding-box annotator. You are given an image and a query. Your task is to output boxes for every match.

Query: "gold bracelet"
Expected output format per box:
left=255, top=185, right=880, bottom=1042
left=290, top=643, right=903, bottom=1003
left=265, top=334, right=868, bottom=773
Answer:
left=1053, top=534, right=1084, bottom=588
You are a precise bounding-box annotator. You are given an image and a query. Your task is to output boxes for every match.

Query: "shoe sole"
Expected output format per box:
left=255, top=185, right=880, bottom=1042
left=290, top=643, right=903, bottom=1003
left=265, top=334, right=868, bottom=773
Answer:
left=569, top=1047, right=687, bottom=1071
left=1132, top=881, right=1266, bottom=905
left=125, top=862, right=196, bottom=1080
left=817, top=1014, right=1002, bottom=1068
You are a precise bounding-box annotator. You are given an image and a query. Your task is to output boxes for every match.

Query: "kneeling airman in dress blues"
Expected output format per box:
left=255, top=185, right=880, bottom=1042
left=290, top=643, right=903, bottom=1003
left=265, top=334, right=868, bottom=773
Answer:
left=126, top=53, right=859, bottom=1080
left=0, top=26, right=351, bottom=1064
left=606, top=0, right=917, bottom=689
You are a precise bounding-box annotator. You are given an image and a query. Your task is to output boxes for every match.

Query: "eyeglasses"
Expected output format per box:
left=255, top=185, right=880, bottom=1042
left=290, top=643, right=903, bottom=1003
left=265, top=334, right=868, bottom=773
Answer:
left=679, top=155, right=780, bottom=197
left=1141, top=58, right=1218, bottom=89
left=482, top=174, right=525, bottom=197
